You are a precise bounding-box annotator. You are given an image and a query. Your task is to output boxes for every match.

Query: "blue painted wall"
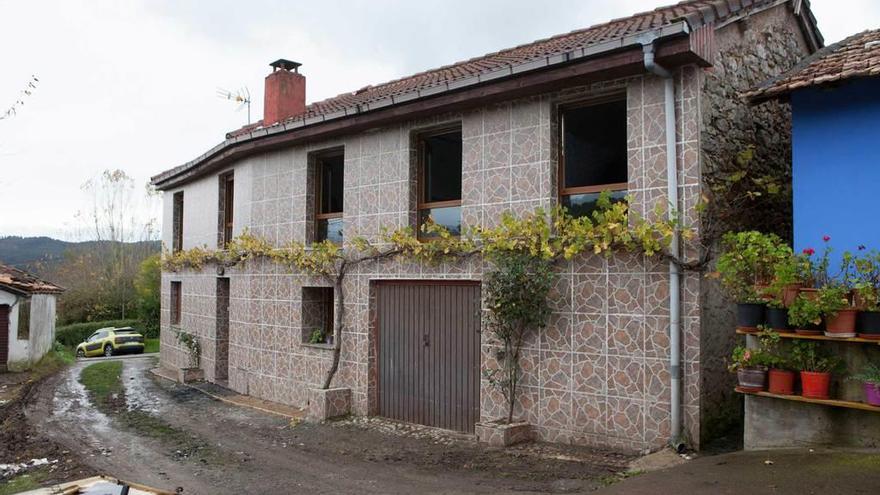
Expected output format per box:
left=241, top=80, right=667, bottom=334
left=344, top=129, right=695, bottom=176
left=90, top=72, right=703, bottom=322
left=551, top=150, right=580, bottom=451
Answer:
left=792, top=77, right=880, bottom=273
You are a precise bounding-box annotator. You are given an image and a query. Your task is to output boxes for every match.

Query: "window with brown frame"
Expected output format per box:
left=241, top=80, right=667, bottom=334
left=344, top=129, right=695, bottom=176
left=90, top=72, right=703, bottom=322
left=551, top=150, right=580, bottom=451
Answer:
left=218, top=172, right=234, bottom=248
left=417, top=127, right=462, bottom=236
left=170, top=281, right=182, bottom=326
left=559, top=97, right=628, bottom=217
left=315, top=151, right=344, bottom=244
left=172, top=191, right=184, bottom=253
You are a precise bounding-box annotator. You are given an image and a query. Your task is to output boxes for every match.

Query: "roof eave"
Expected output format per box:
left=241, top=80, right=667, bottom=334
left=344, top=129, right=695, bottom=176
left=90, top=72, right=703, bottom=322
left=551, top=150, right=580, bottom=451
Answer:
left=153, top=22, right=702, bottom=190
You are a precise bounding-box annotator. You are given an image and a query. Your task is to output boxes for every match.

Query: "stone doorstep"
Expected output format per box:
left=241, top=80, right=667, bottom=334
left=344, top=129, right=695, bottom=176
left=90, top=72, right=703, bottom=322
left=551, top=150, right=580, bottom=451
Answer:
left=178, top=367, right=204, bottom=384
left=475, top=420, right=534, bottom=447
left=307, top=387, right=351, bottom=421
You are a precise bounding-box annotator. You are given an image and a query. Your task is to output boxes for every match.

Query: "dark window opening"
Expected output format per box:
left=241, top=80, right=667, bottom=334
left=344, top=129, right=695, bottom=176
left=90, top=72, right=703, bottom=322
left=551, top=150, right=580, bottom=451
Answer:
left=17, top=299, right=30, bottom=340
left=218, top=172, right=234, bottom=248
left=559, top=98, right=628, bottom=217
left=316, top=151, right=344, bottom=243
left=171, top=281, right=182, bottom=326
left=418, top=128, right=462, bottom=236
left=172, top=192, right=184, bottom=253
left=302, top=287, right=334, bottom=345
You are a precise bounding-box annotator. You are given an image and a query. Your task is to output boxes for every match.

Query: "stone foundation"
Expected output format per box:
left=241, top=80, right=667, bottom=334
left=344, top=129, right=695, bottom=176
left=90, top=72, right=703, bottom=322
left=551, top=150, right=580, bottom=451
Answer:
left=178, top=367, right=205, bottom=383
left=307, top=387, right=351, bottom=421
left=475, top=420, right=534, bottom=447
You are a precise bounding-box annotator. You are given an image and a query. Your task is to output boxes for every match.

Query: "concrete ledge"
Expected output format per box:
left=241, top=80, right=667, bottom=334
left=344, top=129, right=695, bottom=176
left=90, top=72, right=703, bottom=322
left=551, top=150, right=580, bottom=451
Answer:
left=178, top=367, right=204, bottom=384
left=307, top=387, right=351, bottom=421
left=475, top=420, right=533, bottom=447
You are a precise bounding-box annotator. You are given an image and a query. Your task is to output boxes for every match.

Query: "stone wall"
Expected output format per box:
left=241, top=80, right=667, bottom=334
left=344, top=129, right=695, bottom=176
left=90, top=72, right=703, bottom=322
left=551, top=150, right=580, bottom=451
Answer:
left=698, top=3, right=813, bottom=444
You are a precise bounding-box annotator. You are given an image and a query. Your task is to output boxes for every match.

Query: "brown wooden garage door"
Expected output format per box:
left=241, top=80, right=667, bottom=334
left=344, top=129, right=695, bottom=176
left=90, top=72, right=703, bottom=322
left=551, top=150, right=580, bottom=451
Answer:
left=0, top=305, right=9, bottom=369
left=377, top=281, right=481, bottom=433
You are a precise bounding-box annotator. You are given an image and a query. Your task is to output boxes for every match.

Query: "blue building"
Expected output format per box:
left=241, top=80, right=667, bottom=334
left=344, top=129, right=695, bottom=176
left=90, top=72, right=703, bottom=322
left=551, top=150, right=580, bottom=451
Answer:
left=749, top=29, right=880, bottom=272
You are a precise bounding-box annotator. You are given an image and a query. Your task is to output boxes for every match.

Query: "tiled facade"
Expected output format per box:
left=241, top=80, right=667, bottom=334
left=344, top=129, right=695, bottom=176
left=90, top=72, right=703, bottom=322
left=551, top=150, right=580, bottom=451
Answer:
left=159, top=4, right=811, bottom=452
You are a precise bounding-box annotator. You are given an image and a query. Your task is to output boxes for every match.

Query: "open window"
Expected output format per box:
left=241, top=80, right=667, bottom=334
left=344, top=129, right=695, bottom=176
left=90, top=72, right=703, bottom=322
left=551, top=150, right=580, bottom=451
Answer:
left=417, top=127, right=462, bottom=236
left=301, top=287, right=334, bottom=345
left=170, top=281, right=182, bottom=326
left=218, top=172, right=234, bottom=248
left=315, top=150, right=344, bottom=244
left=172, top=191, right=184, bottom=253
left=559, top=97, right=628, bottom=217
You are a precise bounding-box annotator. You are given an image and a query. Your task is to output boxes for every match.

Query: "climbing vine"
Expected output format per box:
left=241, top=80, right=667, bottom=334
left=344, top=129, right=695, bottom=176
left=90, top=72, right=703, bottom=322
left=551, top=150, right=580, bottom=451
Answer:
left=163, top=193, right=691, bottom=393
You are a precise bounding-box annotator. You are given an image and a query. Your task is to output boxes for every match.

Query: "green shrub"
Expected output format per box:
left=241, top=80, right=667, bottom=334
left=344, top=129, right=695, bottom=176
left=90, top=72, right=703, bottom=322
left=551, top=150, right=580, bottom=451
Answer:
left=55, top=319, right=140, bottom=347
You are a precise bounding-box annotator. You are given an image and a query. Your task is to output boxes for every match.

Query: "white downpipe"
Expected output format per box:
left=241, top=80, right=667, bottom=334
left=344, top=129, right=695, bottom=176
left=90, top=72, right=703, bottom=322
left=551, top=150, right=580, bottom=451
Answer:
left=642, top=40, right=683, bottom=447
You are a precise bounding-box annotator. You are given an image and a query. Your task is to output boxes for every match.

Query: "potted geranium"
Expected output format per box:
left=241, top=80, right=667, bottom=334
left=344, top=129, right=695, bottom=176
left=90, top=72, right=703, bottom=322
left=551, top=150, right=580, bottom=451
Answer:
left=768, top=250, right=810, bottom=307
left=728, top=344, right=770, bottom=392
left=854, top=249, right=880, bottom=340
left=758, top=329, right=795, bottom=395
left=849, top=363, right=880, bottom=407
left=716, top=232, right=789, bottom=330
left=790, top=341, right=841, bottom=399
left=820, top=284, right=858, bottom=338
left=788, top=293, right=824, bottom=335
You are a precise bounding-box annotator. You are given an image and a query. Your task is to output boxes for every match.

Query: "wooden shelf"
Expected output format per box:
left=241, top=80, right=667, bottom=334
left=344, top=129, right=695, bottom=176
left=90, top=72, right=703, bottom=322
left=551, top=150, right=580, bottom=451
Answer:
left=736, top=387, right=880, bottom=413
left=736, top=328, right=880, bottom=345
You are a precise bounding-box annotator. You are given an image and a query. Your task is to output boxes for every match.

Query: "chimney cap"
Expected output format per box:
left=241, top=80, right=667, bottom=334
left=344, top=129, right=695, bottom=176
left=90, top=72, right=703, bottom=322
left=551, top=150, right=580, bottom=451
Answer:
left=270, top=59, right=302, bottom=73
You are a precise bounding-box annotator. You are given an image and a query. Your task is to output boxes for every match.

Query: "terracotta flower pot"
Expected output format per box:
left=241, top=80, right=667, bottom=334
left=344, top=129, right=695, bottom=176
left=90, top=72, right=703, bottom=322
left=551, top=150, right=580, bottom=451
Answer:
left=825, top=308, right=858, bottom=338
left=768, top=369, right=795, bottom=395
left=782, top=283, right=804, bottom=307
left=737, top=367, right=767, bottom=392
left=799, top=287, right=819, bottom=301
left=864, top=382, right=880, bottom=407
left=800, top=371, right=831, bottom=399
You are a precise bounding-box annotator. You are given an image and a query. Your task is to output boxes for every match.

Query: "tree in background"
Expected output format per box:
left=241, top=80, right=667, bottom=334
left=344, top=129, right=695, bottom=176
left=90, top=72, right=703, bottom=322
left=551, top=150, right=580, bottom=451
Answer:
left=134, top=253, right=161, bottom=337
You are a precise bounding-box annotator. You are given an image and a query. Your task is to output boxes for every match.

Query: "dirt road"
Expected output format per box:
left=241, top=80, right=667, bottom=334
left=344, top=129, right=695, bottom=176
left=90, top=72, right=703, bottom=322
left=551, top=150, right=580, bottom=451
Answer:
left=26, top=358, right=631, bottom=494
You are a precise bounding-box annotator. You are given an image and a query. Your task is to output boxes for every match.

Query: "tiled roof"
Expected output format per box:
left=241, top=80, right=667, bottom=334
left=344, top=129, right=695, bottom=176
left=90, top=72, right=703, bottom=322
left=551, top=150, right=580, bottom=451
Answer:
left=0, top=264, right=64, bottom=295
left=747, top=29, right=880, bottom=102
left=153, top=0, right=820, bottom=187
left=226, top=0, right=783, bottom=139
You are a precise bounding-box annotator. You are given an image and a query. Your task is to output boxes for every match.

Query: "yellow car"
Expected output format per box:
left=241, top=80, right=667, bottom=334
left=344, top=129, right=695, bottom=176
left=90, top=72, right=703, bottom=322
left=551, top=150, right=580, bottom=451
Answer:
left=75, top=327, right=145, bottom=358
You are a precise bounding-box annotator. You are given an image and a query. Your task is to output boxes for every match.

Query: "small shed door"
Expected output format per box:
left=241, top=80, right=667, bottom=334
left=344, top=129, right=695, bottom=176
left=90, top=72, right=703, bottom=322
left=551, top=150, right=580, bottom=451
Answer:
left=0, top=305, right=9, bottom=368
left=377, top=281, right=481, bottom=433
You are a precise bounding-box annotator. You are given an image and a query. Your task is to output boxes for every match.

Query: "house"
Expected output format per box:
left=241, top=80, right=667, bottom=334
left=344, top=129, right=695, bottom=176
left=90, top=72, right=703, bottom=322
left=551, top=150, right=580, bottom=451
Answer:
left=748, top=29, right=880, bottom=268
left=743, top=28, right=880, bottom=450
left=0, top=264, right=64, bottom=371
left=151, top=0, right=821, bottom=452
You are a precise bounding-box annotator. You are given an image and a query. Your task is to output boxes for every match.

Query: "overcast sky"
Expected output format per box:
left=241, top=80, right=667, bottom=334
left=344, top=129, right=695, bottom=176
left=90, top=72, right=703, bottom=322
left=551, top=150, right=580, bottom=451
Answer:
left=1, top=0, right=877, bottom=240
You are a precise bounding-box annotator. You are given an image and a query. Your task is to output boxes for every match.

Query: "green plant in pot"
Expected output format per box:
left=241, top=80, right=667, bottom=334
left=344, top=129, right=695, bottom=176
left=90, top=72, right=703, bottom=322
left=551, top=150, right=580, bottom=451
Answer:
left=790, top=340, right=841, bottom=399
left=768, top=251, right=810, bottom=308
left=820, top=283, right=858, bottom=338
left=788, top=293, right=824, bottom=335
left=854, top=249, right=880, bottom=340
left=728, top=344, right=770, bottom=392
left=758, top=329, right=796, bottom=395
left=716, top=231, right=789, bottom=330
left=764, top=298, right=791, bottom=332
left=849, top=363, right=880, bottom=407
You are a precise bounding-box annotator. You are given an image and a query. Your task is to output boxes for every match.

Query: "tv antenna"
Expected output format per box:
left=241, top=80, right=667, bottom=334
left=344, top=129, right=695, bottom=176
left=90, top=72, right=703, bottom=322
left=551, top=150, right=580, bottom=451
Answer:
left=217, top=86, right=252, bottom=124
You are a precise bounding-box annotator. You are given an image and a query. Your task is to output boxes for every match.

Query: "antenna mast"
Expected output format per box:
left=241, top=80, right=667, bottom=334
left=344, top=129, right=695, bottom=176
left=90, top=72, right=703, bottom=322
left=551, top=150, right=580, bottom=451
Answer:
left=217, top=86, right=252, bottom=124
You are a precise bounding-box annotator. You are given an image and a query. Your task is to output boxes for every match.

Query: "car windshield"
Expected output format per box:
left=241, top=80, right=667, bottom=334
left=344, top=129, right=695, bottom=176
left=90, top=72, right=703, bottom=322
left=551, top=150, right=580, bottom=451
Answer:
left=115, top=330, right=139, bottom=335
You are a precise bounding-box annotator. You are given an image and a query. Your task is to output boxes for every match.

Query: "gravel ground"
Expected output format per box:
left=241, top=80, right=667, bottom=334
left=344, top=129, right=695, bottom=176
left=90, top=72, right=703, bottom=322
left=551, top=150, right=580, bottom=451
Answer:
left=23, top=357, right=633, bottom=494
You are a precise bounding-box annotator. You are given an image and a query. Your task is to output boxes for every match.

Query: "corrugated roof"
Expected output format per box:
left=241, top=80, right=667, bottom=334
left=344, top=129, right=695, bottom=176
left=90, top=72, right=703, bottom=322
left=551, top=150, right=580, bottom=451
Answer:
left=0, top=264, right=64, bottom=295
left=747, top=29, right=880, bottom=102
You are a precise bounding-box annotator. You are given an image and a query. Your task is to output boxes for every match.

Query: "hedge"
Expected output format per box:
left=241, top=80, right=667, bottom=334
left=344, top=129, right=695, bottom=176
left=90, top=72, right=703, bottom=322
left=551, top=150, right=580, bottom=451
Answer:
left=55, top=319, right=141, bottom=347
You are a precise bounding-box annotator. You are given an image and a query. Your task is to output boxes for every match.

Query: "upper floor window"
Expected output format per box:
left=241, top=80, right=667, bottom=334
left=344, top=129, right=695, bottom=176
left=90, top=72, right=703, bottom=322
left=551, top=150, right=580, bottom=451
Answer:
left=218, top=172, right=234, bottom=248
left=172, top=191, right=184, bottom=253
left=418, top=128, right=462, bottom=236
left=315, top=150, right=344, bottom=244
left=559, top=98, right=627, bottom=217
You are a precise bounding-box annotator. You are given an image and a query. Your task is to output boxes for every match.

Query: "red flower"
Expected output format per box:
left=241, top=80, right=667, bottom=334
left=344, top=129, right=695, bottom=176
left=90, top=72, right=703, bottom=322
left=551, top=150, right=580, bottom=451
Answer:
left=823, top=235, right=831, bottom=242
left=803, top=248, right=815, bottom=256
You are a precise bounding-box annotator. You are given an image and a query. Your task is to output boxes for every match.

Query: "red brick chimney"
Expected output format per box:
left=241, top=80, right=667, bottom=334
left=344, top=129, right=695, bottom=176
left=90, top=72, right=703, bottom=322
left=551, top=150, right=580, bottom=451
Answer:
left=263, top=59, right=305, bottom=125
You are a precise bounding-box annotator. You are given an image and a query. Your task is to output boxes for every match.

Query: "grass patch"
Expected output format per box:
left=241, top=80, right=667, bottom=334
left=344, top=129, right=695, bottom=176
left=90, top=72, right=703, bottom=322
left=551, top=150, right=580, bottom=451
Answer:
left=0, top=468, right=49, bottom=495
left=144, top=338, right=159, bottom=354
left=598, top=469, right=644, bottom=487
left=79, top=361, right=124, bottom=406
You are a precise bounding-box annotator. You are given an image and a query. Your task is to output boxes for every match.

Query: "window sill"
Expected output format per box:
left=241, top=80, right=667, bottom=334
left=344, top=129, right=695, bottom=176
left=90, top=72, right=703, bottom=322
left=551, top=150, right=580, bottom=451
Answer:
left=301, top=342, right=335, bottom=350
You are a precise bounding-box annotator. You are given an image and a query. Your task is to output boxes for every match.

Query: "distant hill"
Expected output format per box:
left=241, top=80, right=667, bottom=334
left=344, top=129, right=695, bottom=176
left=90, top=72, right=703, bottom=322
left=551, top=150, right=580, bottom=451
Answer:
left=0, top=236, right=161, bottom=271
